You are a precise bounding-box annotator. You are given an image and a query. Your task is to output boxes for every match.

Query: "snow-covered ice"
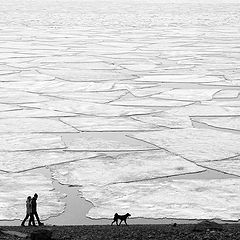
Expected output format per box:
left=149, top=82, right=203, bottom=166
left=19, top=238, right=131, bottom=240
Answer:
left=0, top=134, right=64, bottom=151
left=0, top=151, right=100, bottom=172
left=131, top=129, right=240, bottom=162
left=193, top=117, right=240, bottom=131
left=0, top=118, right=76, bottom=133
left=82, top=179, right=240, bottom=220
left=50, top=151, right=204, bottom=186
left=61, top=116, right=161, bottom=132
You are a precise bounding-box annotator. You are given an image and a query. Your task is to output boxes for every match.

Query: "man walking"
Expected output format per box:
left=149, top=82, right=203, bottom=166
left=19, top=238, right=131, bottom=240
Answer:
left=31, top=193, right=44, bottom=226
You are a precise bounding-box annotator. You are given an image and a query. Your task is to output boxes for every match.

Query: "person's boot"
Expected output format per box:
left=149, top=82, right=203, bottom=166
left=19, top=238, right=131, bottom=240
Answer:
left=39, top=222, right=44, bottom=226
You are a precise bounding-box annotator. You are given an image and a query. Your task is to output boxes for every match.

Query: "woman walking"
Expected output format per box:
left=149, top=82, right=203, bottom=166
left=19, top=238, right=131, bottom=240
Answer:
left=21, top=196, right=34, bottom=226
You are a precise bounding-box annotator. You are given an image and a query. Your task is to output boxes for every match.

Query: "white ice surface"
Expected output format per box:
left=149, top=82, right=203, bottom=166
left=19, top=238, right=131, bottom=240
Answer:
left=136, top=75, right=222, bottom=83
left=131, top=113, right=192, bottom=129
left=0, top=151, right=99, bottom=172
left=38, top=68, right=134, bottom=82
left=82, top=179, right=240, bottom=220
left=50, top=151, right=204, bottom=186
left=61, top=116, right=160, bottom=131
left=153, top=89, right=220, bottom=101
left=0, top=171, right=65, bottom=220
left=0, top=103, right=21, bottom=112
left=0, top=134, right=64, bottom=151
left=0, top=109, right=76, bottom=118
left=46, top=90, right=128, bottom=104
left=110, top=96, right=193, bottom=107
left=22, top=100, right=157, bottom=116
left=131, top=129, right=240, bottom=162
left=164, top=104, right=240, bottom=116
left=199, top=158, right=240, bottom=176
left=202, top=100, right=240, bottom=107
left=0, top=118, right=76, bottom=133
left=214, top=90, right=239, bottom=99
left=193, top=117, right=240, bottom=131
left=63, top=133, right=157, bottom=151
left=0, top=89, right=49, bottom=104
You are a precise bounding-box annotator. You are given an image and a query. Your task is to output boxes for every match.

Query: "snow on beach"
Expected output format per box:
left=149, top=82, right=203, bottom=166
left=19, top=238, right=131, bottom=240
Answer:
left=0, top=0, right=240, bottom=222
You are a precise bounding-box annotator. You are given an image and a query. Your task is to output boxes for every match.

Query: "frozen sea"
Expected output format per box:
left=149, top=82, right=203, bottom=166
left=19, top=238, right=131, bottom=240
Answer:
left=0, top=0, right=240, bottom=225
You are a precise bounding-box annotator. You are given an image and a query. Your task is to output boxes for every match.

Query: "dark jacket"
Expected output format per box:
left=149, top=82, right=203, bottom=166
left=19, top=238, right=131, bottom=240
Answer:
left=31, top=197, right=37, bottom=212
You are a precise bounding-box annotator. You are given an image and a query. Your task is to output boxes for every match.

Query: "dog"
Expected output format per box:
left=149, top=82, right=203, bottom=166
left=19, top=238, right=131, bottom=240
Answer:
left=111, top=213, right=131, bottom=226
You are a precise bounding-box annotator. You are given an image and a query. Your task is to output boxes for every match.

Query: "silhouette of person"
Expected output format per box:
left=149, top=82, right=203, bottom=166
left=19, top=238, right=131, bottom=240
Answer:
left=31, top=193, right=44, bottom=226
left=21, top=196, right=35, bottom=226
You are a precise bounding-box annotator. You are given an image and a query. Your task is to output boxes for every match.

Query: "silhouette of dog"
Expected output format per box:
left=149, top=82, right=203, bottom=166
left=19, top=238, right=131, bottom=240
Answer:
left=111, top=213, right=131, bottom=226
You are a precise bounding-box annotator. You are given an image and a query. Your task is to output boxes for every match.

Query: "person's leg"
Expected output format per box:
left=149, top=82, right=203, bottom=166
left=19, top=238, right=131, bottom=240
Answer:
left=29, top=213, right=35, bottom=226
left=33, top=211, right=43, bottom=225
left=21, top=213, right=29, bottom=226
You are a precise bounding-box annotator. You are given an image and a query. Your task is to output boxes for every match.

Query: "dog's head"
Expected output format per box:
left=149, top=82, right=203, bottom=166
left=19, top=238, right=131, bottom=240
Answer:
left=126, top=213, right=131, bottom=217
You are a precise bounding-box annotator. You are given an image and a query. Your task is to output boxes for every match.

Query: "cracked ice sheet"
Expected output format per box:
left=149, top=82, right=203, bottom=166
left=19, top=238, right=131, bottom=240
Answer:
left=0, top=89, right=50, bottom=104
left=38, top=69, right=135, bottom=82
left=60, top=116, right=160, bottom=132
left=0, top=171, right=64, bottom=220
left=0, top=118, right=76, bottom=133
left=0, top=151, right=100, bottom=172
left=164, top=104, right=240, bottom=117
left=0, top=71, right=55, bottom=82
left=0, top=109, right=76, bottom=119
left=0, top=134, right=64, bottom=151
left=136, top=75, right=222, bottom=83
left=83, top=179, right=240, bottom=220
left=131, top=113, right=192, bottom=129
left=193, top=117, right=240, bottom=131
left=110, top=96, right=193, bottom=107
left=22, top=100, right=157, bottom=117
left=0, top=103, right=21, bottom=112
left=0, top=80, right=115, bottom=93
left=214, top=90, right=239, bottom=99
left=202, top=100, right=240, bottom=107
left=46, top=90, right=128, bottom=104
left=50, top=151, right=204, bottom=187
left=64, top=133, right=157, bottom=151
left=153, top=89, right=220, bottom=101
left=131, top=129, right=240, bottom=162
left=199, top=157, right=240, bottom=176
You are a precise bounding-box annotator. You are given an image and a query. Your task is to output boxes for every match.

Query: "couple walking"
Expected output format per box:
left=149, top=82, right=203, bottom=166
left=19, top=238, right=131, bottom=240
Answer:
left=21, top=193, right=44, bottom=226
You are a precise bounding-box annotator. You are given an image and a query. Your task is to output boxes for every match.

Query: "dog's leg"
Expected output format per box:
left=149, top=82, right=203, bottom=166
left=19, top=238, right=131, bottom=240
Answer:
left=124, top=219, right=128, bottom=225
left=119, top=220, right=123, bottom=226
left=111, top=220, right=115, bottom=225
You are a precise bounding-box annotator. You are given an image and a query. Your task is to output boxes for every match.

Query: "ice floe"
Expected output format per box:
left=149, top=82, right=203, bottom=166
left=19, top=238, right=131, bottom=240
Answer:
left=193, top=117, right=240, bottom=131
left=22, top=100, right=157, bottom=117
left=110, top=96, right=193, bottom=107
left=63, top=133, right=157, bottom=151
left=164, top=104, right=240, bottom=116
left=0, top=151, right=99, bottom=172
left=46, top=90, right=128, bottom=104
left=199, top=157, right=240, bottom=176
left=153, top=89, right=220, bottom=101
left=0, top=134, right=64, bottom=151
left=50, top=151, right=204, bottom=186
left=0, top=103, right=21, bottom=112
left=136, top=75, right=222, bottom=83
left=83, top=179, right=240, bottom=220
left=213, top=90, right=239, bottom=99
left=0, top=171, right=65, bottom=220
left=0, top=109, right=76, bottom=118
left=131, top=129, right=240, bottom=162
left=0, top=118, right=76, bottom=133
left=60, top=116, right=160, bottom=131
left=131, top=113, right=192, bottom=129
